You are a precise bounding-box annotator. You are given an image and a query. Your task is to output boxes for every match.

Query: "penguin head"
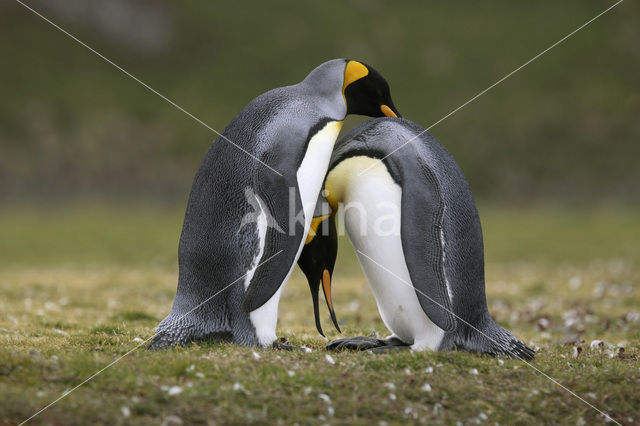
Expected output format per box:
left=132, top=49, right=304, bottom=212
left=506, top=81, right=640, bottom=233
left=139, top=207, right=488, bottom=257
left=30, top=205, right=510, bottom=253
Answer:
left=343, top=60, right=401, bottom=119
left=297, top=214, right=340, bottom=337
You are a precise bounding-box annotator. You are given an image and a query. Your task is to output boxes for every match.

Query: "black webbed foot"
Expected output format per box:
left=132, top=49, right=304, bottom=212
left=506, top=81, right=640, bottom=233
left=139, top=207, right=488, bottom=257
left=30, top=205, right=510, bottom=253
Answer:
left=272, top=338, right=303, bottom=351
left=326, top=336, right=410, bottom=352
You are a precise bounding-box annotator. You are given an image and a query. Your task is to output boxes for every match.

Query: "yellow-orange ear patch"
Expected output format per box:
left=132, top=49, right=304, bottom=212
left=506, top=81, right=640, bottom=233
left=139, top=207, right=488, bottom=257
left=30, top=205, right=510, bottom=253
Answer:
left=342, top=60, right=369, bottom=95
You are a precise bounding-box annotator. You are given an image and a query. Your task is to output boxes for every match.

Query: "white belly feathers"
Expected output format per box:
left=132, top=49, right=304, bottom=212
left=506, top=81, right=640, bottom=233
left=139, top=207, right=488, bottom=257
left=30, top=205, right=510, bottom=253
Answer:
left=325, top=156, right=444, bottom=350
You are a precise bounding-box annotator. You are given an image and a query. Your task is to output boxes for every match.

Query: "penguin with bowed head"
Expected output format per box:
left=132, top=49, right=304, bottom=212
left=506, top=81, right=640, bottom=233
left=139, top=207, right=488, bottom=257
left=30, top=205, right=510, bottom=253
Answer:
left=298, top=117, right=534, bottom=359
left=148, top=59, right=400, bottom=349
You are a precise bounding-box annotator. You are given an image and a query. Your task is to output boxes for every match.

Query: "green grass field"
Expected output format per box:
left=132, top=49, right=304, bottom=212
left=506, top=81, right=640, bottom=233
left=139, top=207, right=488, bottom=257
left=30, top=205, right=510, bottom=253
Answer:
left=0, top=205, right=638, bottom=425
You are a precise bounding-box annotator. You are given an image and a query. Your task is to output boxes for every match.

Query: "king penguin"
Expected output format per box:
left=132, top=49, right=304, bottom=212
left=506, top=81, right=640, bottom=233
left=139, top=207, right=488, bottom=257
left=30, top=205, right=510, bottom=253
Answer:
left=148, top=59, right=400, bottom=349
left=298, top=117, right=534, bottom=359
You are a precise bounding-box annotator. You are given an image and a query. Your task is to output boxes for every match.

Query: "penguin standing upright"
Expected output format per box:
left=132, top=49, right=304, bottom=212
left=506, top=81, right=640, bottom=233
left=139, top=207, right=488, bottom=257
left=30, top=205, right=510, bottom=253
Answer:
left=299, top=117, right=534, bottom=359
left=148, top=59, right=400, bottom=349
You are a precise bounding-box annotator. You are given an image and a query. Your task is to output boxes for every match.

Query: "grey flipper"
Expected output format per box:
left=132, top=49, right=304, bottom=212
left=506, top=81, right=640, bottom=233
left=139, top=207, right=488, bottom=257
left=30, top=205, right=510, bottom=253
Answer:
left=392, top=155, right=456, bottom=332
left=242, top=154, right=305, bottom=312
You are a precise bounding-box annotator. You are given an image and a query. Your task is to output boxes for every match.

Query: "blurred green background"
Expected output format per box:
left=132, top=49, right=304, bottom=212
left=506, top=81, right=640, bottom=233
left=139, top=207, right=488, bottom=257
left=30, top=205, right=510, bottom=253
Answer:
left=1, top=0, right=638, bottom=206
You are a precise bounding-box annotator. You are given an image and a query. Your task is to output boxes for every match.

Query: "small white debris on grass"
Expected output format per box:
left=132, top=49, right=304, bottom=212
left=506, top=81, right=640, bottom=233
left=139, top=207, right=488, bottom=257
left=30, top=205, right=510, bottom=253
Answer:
left=325, top=354, right=335, bottom=364
left=232, top=383, right=246, bottom=392
left=348, top=300, right=360, bottom=312
left=421, top=384, right=432, bottom=392
left=572, top=346, right=583, bottom=358
left=120, top=406, right=131, bottom=418
left=568, top=275, right=582, bottom=290
left=304, top=386, right=312, bottom=395
left=318, top=393, right=331, bottom=403
left=425, top=366, right=434, bottom=373
left=625, top=311, right=639, bottom=322
left=36, top=391, right=44, bottom=398
left=470, top=368, right=479, bottom=376
left=327, top=406, right=335, bottom=416
left=44, top=301, right=59, bottom=311
left=536, top=318, right=550, bottom=331
left=53, top=329, right=68, bottom=336
left=389, top=393, right=396, bottom=401
left=590, top=340, right=604, bottom=349
left=404, top=407, right=418, bottom=419
left=302, top=345, right=313, bottom=353
left=433, top=403, right=442, bottom=414
left=404, top=368, right=411, bottom=375
left=195, top=372, right=205, bottom=379
left=167, top=386, right=183, bottom=396
left=497, top=359, right=504, bottom=366
left=132, top=337, right=144, bottom=343
left=252, top=351, right=261, bottom=360
left=161, top=415, right=184, bottom=426
left=384, top=382, right=396, bottom=390
left=478, top=412, right=488, bottom=421
left=287, top=370, right=295, bottom=377
left=186, top=364, right=195, bottom=372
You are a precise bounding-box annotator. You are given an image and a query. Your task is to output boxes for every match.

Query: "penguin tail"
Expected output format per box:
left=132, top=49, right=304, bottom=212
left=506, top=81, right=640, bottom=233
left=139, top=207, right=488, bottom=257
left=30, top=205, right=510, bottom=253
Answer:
left=454, top=314, right=535, bottom=361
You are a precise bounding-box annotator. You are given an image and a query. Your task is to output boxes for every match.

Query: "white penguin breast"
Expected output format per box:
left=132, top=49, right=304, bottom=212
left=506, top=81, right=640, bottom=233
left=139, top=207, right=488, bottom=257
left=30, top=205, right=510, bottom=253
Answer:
left=248, top=120, right=342, bottom=347
left=297, top=121, right=343, bottom=231
left=328, top=157, right=444, bottom=350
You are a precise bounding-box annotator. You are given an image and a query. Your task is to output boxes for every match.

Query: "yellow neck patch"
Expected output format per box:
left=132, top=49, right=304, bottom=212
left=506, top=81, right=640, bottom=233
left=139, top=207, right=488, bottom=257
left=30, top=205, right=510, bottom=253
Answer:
left=305, top=214, right=330, bottom=244
left=342, top=61, right=369, bottom=96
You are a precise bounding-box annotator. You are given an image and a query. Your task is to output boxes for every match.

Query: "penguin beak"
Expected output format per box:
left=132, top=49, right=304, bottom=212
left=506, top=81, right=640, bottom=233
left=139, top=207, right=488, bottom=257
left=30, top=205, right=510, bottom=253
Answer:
left=380, top=104, right=396, bottom=117
left=311, top=283, right=325, bottom=337
left=322, top=269, right=341, bottom=333
left=380, top=104, right=401, bottom=118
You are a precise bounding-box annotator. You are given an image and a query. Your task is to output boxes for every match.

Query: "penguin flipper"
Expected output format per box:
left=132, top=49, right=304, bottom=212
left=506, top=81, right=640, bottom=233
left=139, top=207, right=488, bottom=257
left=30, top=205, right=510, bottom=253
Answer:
left=242, top=166, right=305, bottom=313
left=399, top=160, right=456, bottom=332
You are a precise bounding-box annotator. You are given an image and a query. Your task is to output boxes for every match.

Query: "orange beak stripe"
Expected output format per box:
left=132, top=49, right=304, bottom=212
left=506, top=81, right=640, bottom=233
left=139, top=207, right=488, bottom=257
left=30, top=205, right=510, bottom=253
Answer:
left=322, top=269, right=333, bottom=311
left=380, top=104, right=397, bottom=117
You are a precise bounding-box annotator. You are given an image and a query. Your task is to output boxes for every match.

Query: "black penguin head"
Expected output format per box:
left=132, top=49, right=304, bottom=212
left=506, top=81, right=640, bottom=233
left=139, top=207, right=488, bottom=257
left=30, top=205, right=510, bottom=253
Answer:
left=343, top=60, right=401, bottom=119
left=297, top=215, right=340, bottom=337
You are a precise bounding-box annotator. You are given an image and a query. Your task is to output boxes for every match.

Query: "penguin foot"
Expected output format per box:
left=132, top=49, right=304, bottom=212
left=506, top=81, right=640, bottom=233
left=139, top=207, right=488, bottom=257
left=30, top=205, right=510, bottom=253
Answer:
left=326, top=336, right=386, bottom=351
left=272, top=337, right=305, bottom=351
left=327, top=336, right=411, bottom=352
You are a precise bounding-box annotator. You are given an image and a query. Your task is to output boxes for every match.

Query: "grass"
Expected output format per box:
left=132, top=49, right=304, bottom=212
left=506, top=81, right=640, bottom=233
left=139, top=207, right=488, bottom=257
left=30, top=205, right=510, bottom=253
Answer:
left=0, top=204, right=639, bottom=425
